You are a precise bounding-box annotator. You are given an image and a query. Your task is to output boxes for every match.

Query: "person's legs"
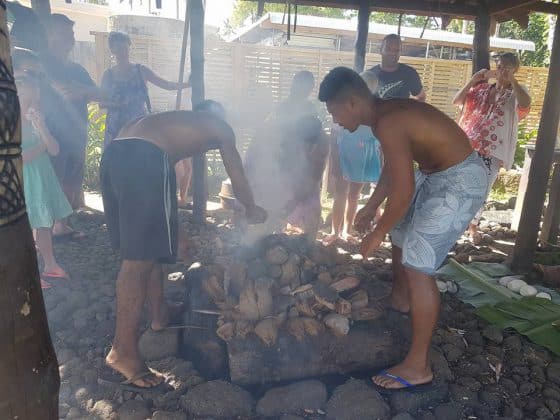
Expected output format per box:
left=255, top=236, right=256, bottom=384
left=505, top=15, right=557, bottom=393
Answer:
left=387, top=246, right=410, bottom=313
left=372, top=267, right=438, bottom=389
left=324, top=176, right=349, bottom=245
left=106, top=259, right=163, bottom=387
left=176, top=158, right=192, bottom=207
left=469, top=157, right=501, bottom=237
left=146, top=264, right=167, bottom=331
left=35, top=227, right=68, bottom=277
left=343, top=181, right=364, bottom=238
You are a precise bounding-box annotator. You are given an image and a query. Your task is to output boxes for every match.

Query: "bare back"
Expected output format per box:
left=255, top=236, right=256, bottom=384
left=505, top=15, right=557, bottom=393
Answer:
left=374, top=99, right=472, bottom=173
left=118, top=110, right=233, bottom=163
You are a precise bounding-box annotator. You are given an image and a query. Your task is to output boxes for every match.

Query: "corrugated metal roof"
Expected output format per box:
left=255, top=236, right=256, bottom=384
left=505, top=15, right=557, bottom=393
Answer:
left=265, top=13, right=535, bottom=52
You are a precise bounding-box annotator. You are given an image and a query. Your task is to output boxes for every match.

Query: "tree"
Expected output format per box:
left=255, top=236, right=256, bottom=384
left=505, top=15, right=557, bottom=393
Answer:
left=370, top=12, right=438, bottom=30
left=498, top=13, right=550, bottom=67
left=0, top=3, right=60, bottom=419
left=227, top=0, right=352, bottom=29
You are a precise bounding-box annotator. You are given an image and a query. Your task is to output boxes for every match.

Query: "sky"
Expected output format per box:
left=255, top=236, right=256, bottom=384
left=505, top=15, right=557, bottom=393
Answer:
left=205, top=0, right=236, bottom=28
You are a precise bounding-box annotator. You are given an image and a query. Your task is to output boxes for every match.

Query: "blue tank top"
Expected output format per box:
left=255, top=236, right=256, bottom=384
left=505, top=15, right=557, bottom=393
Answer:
left=337, top=125, right=382, bottom=183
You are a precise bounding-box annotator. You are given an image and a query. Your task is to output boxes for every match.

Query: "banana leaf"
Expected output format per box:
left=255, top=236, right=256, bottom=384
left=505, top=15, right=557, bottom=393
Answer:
left=437, top=259, right=519, bottom=307
left=477, top=297, right=560, bottom=356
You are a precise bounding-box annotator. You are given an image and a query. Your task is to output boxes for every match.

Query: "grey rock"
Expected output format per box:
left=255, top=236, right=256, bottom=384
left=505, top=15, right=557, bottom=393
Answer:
left=503, top=335, right=522, bottom=351
left=430, top=350, right=453, bottom=382
left=117, top=400, right=151, bottom=420
left=543, top=385, right=560, bottom=400
left=181, top=380, right=254, bottom=418
left=65, top=407, right=83, bottom=419
left=442, top=344, right=463, bottom=363
left=503, top=404, right=524, bottom=420
left=482, top=325, right=503, bottom=344
left=536, top=406, right=554, bottom=418
left=449, top=384, right=478, bottom=404
left=546, top=363, right=560, bottom=385
left=151, top=411, right=188, bottom=420
left=90, top=399, right=117, bottom=419
left=499, top=378, right=517, bottom=394
left=279, top=416, right=305, bottom=420
left=138, top=328, right=179, bottom=361
left=546, top=398, right=560, bottom=415
left=464, top=331, right=484, bottom=347
left=457, top=376, right=481, bottom=392
left=326, top=379, right=390, bottom=420
left=256, top=380, right=327, bottom=417
left=391, top=413, right=415, bottom=420
left=434, top=402, right=462, bottom=420
left=519, top=381, right=536, bottom=396
left=479, top=390, right=502, bottom=412
left=389, top=383, right=448, bottom=413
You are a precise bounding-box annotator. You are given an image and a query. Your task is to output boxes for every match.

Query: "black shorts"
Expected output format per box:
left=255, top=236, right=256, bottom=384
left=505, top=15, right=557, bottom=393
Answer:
left=100, top=138, right=177, bottom=263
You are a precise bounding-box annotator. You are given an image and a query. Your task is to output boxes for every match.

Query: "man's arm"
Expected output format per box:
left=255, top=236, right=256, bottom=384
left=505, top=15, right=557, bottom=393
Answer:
left=354, top=162, right=390, bottom=232
left=511, top=79, right=531, bottom=109
left=141, top=65, right=190, bottom=91
left=412, top=88, right=426, bottom=102
left=216, top=122, right=266, bottom=223
left=408, top=67, right=426, bottom=102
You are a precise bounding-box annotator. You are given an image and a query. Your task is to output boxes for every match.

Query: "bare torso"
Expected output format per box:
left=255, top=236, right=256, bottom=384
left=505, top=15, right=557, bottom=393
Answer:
left=373, top=99, right=473, bottom=173
left=117, top=110, right=229, bottom=163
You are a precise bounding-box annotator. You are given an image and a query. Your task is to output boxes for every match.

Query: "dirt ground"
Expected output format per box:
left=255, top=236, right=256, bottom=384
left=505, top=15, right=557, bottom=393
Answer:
left=42, top=207, right=560, bottom=420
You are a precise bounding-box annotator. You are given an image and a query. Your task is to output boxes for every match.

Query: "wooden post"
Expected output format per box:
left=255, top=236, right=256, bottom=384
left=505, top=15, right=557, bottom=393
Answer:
left=0, top=3, right=59, bottom=418
left=257, top=0, right=265, bottom=17
left=354, top=0, right=369, bottom=73
left=175, top=0, right=190, bottom=110
left=473, top=11, right=491, bottom=72
left=510, top=20, right=560, bottom=271
left=190, top=0, right=206, bottom=224
left=540, top=163, right=560, bottom=245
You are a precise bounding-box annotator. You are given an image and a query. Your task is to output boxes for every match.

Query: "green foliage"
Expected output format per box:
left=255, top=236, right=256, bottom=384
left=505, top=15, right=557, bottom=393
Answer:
left=498, top=13, right=550, bottom=67
left=84, top=105, right=106, bottom=191
left=515, top=123, right=538, bottom=168
left=227, top=0, right=352, bottom=29
left=370, top=12, right=437, bottom=29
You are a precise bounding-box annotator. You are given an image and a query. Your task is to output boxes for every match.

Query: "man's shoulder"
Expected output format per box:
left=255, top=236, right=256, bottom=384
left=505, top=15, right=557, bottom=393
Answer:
left=369, top=64, right=381, bottom=74
left=399, top=63, right=420, bottom=75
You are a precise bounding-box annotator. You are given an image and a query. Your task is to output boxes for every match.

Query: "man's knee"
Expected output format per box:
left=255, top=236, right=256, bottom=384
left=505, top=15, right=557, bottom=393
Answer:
left=120, top=260, right=155, bottom=278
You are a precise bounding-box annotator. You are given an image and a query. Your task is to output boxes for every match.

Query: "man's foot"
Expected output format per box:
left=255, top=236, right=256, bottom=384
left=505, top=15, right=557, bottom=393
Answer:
left=381, top=294, right=410, bottom=314
left=151, top=301, right=185, bottom=331
left=322, top=233, right=341, bottom=246
left=40, top=278, right=53, bottom=289
left=42, top=265, right=70, bottom=280
left=341, top=232, right=360, bottom=245
left=105, top=348, right=163, bottom=388
left=372, top=362, right=433, bottom=390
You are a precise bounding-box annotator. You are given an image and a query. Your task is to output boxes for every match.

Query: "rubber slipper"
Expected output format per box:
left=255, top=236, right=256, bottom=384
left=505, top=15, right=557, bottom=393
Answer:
left=53, top=230, right=87, bottom=241
left=371, top=370, right=433, bottom=395
left=42, top=271, right=70, bottom=280
left=98, top=369, right=166, bottom=392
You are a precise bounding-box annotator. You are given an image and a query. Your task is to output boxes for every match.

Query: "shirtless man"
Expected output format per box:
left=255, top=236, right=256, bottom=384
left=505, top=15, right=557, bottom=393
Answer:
left=319, top=67, right=488, bottom=390
left=100, top=101, right=266, bottom=388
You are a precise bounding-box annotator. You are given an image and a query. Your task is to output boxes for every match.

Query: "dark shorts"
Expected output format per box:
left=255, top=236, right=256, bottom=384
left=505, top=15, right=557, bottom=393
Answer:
left=50, top=141, right=87, bottom=210
left=100, top=138, right=177, bottom=263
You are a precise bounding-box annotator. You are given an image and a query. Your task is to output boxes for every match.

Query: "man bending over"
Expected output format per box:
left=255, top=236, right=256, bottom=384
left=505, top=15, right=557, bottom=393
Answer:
left=319, top=67, right=487, bottom=390
left=100, top=100, right=266, bottom=389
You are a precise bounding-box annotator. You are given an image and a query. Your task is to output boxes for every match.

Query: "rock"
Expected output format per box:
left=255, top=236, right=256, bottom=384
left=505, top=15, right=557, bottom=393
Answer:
left=256, top=380, right=327, bottom=417
left=389, top=383, right=448, bottom=413
left=138, top=328, right=179, bottom=361
left=442, top=343, right=463, bottom=363
left=181, top=380, right=254, bottom=418
left=450, top=384, right=478, bottom=404
left=457, top=377, right=482, bottom=392
left=503, top=335, right=522, bottom=351
left=464, top=331, right=484, bottom=347
left=546, top=398, right=560, bottom=415
left=391, top=413, right=415, bottom=420
left=117, top=400, right=151, bottom=420
left=90, top=399, right=117, bottom=419
left=151, top=411, right=187, bottom=420
left=326, top=379, right=390, bottom=420
left=479, top=390, right=502, bottom=412
left=434, top=402, right=462, bottom=420
left=519, top=381, right=536, bottom=396
left=279, top=416, right=305, bottom=420
left=430, top=350, right=453, bottom=382
left=66, top=407, right=83, bottom=419
left=536, top=406, right=554, bottom=418
left=482, top=325, right=503, bottom=344
left=543, top=385, right=560, bottom=400
left=499, top=378, right=517, bottom=394
left=547, top=363, right=560, bottom=385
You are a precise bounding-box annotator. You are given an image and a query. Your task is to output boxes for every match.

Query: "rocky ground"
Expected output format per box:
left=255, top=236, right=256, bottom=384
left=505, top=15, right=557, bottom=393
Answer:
left=43, top=206, right=560, bottom=420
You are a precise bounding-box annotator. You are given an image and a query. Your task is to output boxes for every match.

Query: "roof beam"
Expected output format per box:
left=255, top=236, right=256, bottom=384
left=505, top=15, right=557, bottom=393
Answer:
left=488, top=0, right=537, bottom=15
left=529, top=0, right=560, bottom=15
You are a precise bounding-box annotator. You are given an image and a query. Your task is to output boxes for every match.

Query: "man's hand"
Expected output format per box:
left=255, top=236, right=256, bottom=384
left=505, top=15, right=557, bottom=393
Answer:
left=360, top=230, right=385, bottom=258
left=354, top=205, right=376, bottom=234
left=471, top=69, right=489, bottom=85
left=246, top=205, right=267, bottom=225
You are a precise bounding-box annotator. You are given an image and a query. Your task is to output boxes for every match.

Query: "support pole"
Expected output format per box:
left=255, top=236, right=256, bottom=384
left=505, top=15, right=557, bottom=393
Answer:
left=510, top=20, right=560, bottom=271
left=175, top=0, right=190, bottom=110
left=190, top=0, right=206, bottom=224
left=354, top=0, right=369, bottom=73
left=30, top=0, right=51, bottom=20
left=257, top=0, right=265, bottom=17
left=473, top=11, right=491, bottom=72
left=0, top=3, right=59, bottom=417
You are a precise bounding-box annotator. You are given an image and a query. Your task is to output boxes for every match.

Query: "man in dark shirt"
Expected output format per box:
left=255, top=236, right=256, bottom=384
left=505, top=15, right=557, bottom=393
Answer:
left=41, top=13, right=103, bottom=237
left=370, top=34, right=426, bottom=101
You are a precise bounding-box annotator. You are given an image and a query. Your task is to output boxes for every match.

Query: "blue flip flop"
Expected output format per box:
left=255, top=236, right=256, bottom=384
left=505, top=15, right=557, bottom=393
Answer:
left=372, top=370, right=433, bottom=394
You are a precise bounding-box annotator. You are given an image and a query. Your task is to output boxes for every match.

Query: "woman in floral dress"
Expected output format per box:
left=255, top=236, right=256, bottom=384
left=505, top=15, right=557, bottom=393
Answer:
left=453, top=53, right=531, bottom=238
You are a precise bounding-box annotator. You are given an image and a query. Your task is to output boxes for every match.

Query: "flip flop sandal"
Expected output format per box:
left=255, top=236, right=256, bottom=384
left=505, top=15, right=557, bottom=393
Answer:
left=40, top=278, right=53, bottom=289
left=98, top=369, right=167, bottom=392
left=42, top=271, right=70, bottom=281
left=371, top=370, right=433, bottom=395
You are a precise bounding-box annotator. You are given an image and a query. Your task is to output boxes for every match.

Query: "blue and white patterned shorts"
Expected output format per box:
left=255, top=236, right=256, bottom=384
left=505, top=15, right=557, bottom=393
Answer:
left=391, top=152, right=489, bottom=274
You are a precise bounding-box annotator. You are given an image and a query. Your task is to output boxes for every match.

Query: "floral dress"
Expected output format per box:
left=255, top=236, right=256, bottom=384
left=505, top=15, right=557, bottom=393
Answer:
left=101, top=64, right=151, bottom=147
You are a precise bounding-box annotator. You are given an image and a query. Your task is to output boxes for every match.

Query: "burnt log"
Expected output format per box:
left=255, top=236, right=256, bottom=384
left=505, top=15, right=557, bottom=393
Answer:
left=227, top=320, right=407, bottom=385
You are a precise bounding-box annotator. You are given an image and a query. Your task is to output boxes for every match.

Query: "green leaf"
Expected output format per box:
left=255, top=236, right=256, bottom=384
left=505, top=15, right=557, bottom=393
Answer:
left=477, top=297, right=560, bottom=356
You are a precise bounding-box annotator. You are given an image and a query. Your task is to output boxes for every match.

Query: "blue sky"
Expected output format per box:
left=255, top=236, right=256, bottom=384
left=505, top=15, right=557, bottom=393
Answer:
left=206, top=0, right=236, bottom=28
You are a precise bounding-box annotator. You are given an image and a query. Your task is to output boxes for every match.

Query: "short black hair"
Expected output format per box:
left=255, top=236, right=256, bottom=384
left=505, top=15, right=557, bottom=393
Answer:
left=318, top=67, right=371, bottom=103
left=193, top=99, right=226, bottom=119
left=108, top=31, right=131, bottom=50
left=382, top=33, right=402, bottom=47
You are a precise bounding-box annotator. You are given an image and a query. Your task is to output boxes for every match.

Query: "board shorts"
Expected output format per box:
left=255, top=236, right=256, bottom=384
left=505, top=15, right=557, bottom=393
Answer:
left=391, top=151, right=489, bottom=274
left=337, top=125, right=382, bottom=183
left=100, top=138, right=178, bottom=263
